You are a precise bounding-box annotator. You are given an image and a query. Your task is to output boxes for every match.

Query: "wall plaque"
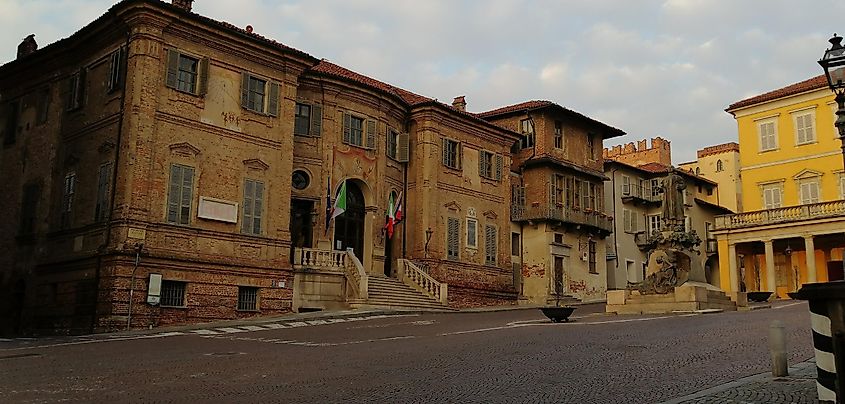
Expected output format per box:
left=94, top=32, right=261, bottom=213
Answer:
left=198, top=197, right=239, bottom=223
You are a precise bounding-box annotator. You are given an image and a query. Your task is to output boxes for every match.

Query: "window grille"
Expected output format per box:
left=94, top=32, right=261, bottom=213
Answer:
left=160, top=281, right=186, bottom=307
left=238, top=286, right=259, bottom=311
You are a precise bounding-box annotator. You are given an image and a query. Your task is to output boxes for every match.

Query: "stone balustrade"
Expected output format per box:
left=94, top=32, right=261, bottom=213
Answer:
left=715, top=200, right=845, bottom=230
left=397, top=259, right=447, bottom=305
left=344, top=249, right=368, bottom=300
left=292, top=248, right=347, bottom=271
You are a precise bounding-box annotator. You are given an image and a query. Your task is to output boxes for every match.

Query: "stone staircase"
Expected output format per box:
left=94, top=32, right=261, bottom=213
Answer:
left=353, top=276, right=452, bottom=311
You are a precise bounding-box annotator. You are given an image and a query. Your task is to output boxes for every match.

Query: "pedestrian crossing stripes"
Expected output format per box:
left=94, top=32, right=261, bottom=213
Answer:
left=186, top=314, right=402, bottom=336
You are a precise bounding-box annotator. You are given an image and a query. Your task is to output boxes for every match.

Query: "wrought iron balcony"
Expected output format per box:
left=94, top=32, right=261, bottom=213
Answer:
left=714, top=200, right=845, bottom=230
left=511, top=203, right=613, bottom=233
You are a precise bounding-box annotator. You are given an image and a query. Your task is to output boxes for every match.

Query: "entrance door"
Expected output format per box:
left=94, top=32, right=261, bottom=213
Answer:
left=289, top=200, right=314, bottom=263
left=553, top=256, right=565, bottom=297
left=333, top=182, right=365, bottom=259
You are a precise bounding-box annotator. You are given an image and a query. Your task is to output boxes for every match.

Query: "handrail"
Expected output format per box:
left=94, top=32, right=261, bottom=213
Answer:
left=344, top=248, right=368, bottom=300
left=714, top=200, right=845, bottom=230
left=397, top=258, right=447, bottom=305
left=292, top=247, right=346, bottom=272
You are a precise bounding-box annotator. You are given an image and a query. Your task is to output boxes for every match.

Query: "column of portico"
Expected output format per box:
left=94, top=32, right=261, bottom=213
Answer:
left=804, top=235, right=817, bottom=283
left=763, top=239, right=776, bottom=292
left=728, top=243, right=739, bottom=293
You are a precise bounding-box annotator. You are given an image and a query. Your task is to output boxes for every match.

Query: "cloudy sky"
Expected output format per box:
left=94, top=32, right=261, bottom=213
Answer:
left=2, top=0, right=844, bottom=163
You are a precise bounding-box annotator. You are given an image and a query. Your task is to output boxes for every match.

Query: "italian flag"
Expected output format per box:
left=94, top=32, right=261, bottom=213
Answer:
left=330, top=180, right=347, bottom=221
left=384, top=191, right=403, bottom=239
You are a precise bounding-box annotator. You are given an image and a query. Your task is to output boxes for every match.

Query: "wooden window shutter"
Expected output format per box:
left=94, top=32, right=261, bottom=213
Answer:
left=366, top=119, right=376, bottom=149
left=166, top=49, right=179, bottom=89
left=108, top=49, right=121, bottom=92
left=549, top=175, right=557, bottom=205
left=167, top=165, right=180, bottom=223
left=198, top=58, right=210, bottom=96
left=310, top=104, right=322, bottom=136
left=254, top=181, right=264, bottom=234
left=240, top=72, right=250, bottom=108
left=441, top=138, right=448, bottom=165
left=495, top=154, right=502, bottom=180
left=457, top=142, right=463, bottom=169
left=243, top=180, right=254, bottom=234
left=397, top=133, right=409, bottom=162
left=343, top=112, right=352, bottom=144
left=267, top=82, right=280, bottom=116
left=478, top=151, right=485, bottom=177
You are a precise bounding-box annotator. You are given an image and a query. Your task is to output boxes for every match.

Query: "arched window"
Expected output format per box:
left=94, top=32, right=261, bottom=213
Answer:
left=716, top=160, right=724, bottom=172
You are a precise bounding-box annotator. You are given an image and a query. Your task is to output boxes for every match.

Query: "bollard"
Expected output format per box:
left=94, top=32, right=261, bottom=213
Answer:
left=770, top=320, right=788, bottom=377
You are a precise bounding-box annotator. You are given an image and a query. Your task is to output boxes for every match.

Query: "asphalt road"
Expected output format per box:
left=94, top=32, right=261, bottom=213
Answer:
left=0, top=302, right=815, bottom=403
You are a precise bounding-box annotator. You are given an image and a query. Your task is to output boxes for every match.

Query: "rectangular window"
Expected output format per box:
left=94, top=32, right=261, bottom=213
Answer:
left=242, top=179, right=265, bottom=235
left=519, top=118, right=535, bottom=149
left=95, top=163, right=112, bottom=221
left=551, top=174, right=565, bottom=206
left=554, top=120, right=563, bottom=149
left=758, top=120, right=777, bottom=151
left=447, top=217, right=460, bottom=260
left=61, top=172, right=77, bottom=228
left=794, top=112, right=815, bottom=144
left=588, top=240, right=597, bottom=274
left=466, top=218, right=478, bottom=249
left=623, top=209, right=634, bottom=233
left=581, top=181, right=591, bottom=210
left=294, top=103, right=311, bottom=136
left=442, top=138, right=461, bottom=169
left=20, top=183, right=40, bottom=235
left=478, top=151, right=502, bottom=180
left=553, top=233, right=564, bottom=245
left=651, top=179, right=661, bottom=197
left=648, top=214, right=661, bottom=235
left=762, top=183, right=782, bottom=209
left=66, top=69, right=85, bottom=111
left=799, top=179, right=820, bottom=205
left=3, top=101, right=18, bottom=145
left=587, top=133, right=596, bottom=160
left=167, top=164, right=194, bottom=225
left=237, top=286, right=259, bottom=311
left=386, top=129, right=399, bottom=159
left=107, top=48, right=124, bottom=93
left=160, top=280, right=186, bottom=307
left=511, top=232, right=520, bottom=256
left=621, top=175, right=630, bottom=195
left=485, top=225, right=497, bottom=265
left=573, top=179, right=581, bottom=209
left=241, top=72, right=279, bottom=116
left=165, top=49, right=209, bottom=96
left=342, top=113, right=373, bottom=148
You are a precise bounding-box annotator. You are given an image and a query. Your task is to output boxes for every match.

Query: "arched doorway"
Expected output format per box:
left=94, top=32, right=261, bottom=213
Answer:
left=333, top=182, right=365, bottom=260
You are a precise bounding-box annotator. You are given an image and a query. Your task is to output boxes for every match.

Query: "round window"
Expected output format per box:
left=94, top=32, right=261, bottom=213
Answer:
left=292, top=170, right=310, bottom=190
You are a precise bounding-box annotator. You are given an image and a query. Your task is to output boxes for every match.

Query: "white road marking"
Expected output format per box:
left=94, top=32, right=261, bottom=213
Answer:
left=444, top=314, right=698, bottom=336
left=773, top=302, right=804, bottom=310
left=262, top=323, right=287, bottom=329
left=216, top=327, right=247, bottom=334
left=191, top=330, right=220, bottom=335
left=238, top=325, right=267, bottom=332
left=306, top=320, right=328, bottom=325
left=286, top=322, right=309, bottom=327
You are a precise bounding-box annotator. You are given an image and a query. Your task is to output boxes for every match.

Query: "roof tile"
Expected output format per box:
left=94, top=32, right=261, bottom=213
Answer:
left=727, top=75, right=828, bottom=111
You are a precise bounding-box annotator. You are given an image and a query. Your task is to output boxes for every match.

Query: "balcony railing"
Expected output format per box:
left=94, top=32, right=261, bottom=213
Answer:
left=621, top=184, right=661, bottom=204
left=511, top=203, right=613, bottom=232
left=714, top=200, right=845, bottom=230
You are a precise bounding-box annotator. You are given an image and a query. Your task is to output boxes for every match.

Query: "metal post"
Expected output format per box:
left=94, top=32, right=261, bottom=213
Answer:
left=769, top=320, right=788, bottom=377
left=126, top=243, right=143, bottom=331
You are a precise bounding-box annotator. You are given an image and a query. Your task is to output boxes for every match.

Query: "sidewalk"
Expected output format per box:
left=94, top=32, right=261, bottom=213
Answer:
left=660, top=359, right=819, bottom=404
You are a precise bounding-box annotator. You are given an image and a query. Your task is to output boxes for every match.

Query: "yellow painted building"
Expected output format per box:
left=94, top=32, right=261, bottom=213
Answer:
left=714, top=75, right=845, bottom=300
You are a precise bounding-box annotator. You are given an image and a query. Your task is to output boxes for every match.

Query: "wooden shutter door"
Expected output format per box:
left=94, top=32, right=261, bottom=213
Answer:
left=397, top=133, right=409, bottom=162
left=240, top=72, right=250, bottom=108
left=343, top=113, right=352, bottom=144
left=495, top=154, right=502, bottom=180
left=366, top=119, right=376, bottom=149
left=254, top=181, right=264, bottom=233
left=166, top=49, right=179, bottom=89
left=310, top=104, right=322, bottom=136
left=268, top=82, right=280, bottom=116
left=198, top=58, right=210, bottom=96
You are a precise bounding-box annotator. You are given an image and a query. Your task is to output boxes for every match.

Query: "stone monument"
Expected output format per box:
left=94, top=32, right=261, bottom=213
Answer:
left=606, top=168, right=742, bottom=314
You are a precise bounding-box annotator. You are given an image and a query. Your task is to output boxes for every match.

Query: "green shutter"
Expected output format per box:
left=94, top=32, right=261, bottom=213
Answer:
left=166, top=49, right=179, bottom=89
left=343, top=112, right=352, bottom=144
left=366, top=119, right=376, bottom=149
left=267, top=82, right=280, bottom=116
left=240, top=72, right=250, bottom=108
left=198, top=58, right=209, bottom=96
left=310, top=104, right=322, bottom=136
left=478, top=151, right=485, bottom=177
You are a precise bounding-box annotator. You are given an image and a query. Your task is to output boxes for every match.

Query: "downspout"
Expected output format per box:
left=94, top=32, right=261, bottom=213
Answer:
left=518, top=109, right=537, bottom=298
left=92, top=24, right=130, bottom=333
left=402, top=115, right=410, bottom=258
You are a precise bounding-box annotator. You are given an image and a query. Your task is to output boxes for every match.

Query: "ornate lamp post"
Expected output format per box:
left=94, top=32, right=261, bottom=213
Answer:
left=818, top=33, right=845, bottom=168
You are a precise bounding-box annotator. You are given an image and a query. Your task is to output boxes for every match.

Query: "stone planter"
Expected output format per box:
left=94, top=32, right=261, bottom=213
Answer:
left=540, top=306, right=576, bottom=323
left=747, top=291, right=773, bottom=302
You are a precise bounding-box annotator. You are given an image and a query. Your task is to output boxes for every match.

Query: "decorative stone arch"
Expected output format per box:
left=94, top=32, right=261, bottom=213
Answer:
left=333, top=177, right=377, bottom=274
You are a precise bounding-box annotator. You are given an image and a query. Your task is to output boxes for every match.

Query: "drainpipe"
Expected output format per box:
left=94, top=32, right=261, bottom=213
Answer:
left=609, top=167, right=620, bottom=279
left=92, top=24, right=130, bottom=333
left=126, top=243, right=143, bottom=330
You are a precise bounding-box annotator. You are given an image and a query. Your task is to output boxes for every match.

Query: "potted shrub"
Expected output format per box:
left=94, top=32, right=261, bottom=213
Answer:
left=540, top=283, right=576, bottom=323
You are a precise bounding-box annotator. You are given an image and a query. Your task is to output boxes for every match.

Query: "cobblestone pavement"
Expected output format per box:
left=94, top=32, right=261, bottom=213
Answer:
left=662, top=359, right=818, bottom=404
left=0, top=301, right=816, bottom=403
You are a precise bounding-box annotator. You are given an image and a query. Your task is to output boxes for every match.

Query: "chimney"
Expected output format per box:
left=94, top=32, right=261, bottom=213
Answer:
left=17, top=34, right=37, bottom=59
left=172, top=0, right=194, bottom=12
left=452, top=96, right=466, bottom=112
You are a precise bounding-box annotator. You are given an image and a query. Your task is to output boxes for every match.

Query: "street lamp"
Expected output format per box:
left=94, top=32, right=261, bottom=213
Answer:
left=818, top=33, right=845, bottom=167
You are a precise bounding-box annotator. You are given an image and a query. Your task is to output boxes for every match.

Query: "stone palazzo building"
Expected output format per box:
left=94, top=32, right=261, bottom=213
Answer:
left=0, top=0, right=623, bottom=335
